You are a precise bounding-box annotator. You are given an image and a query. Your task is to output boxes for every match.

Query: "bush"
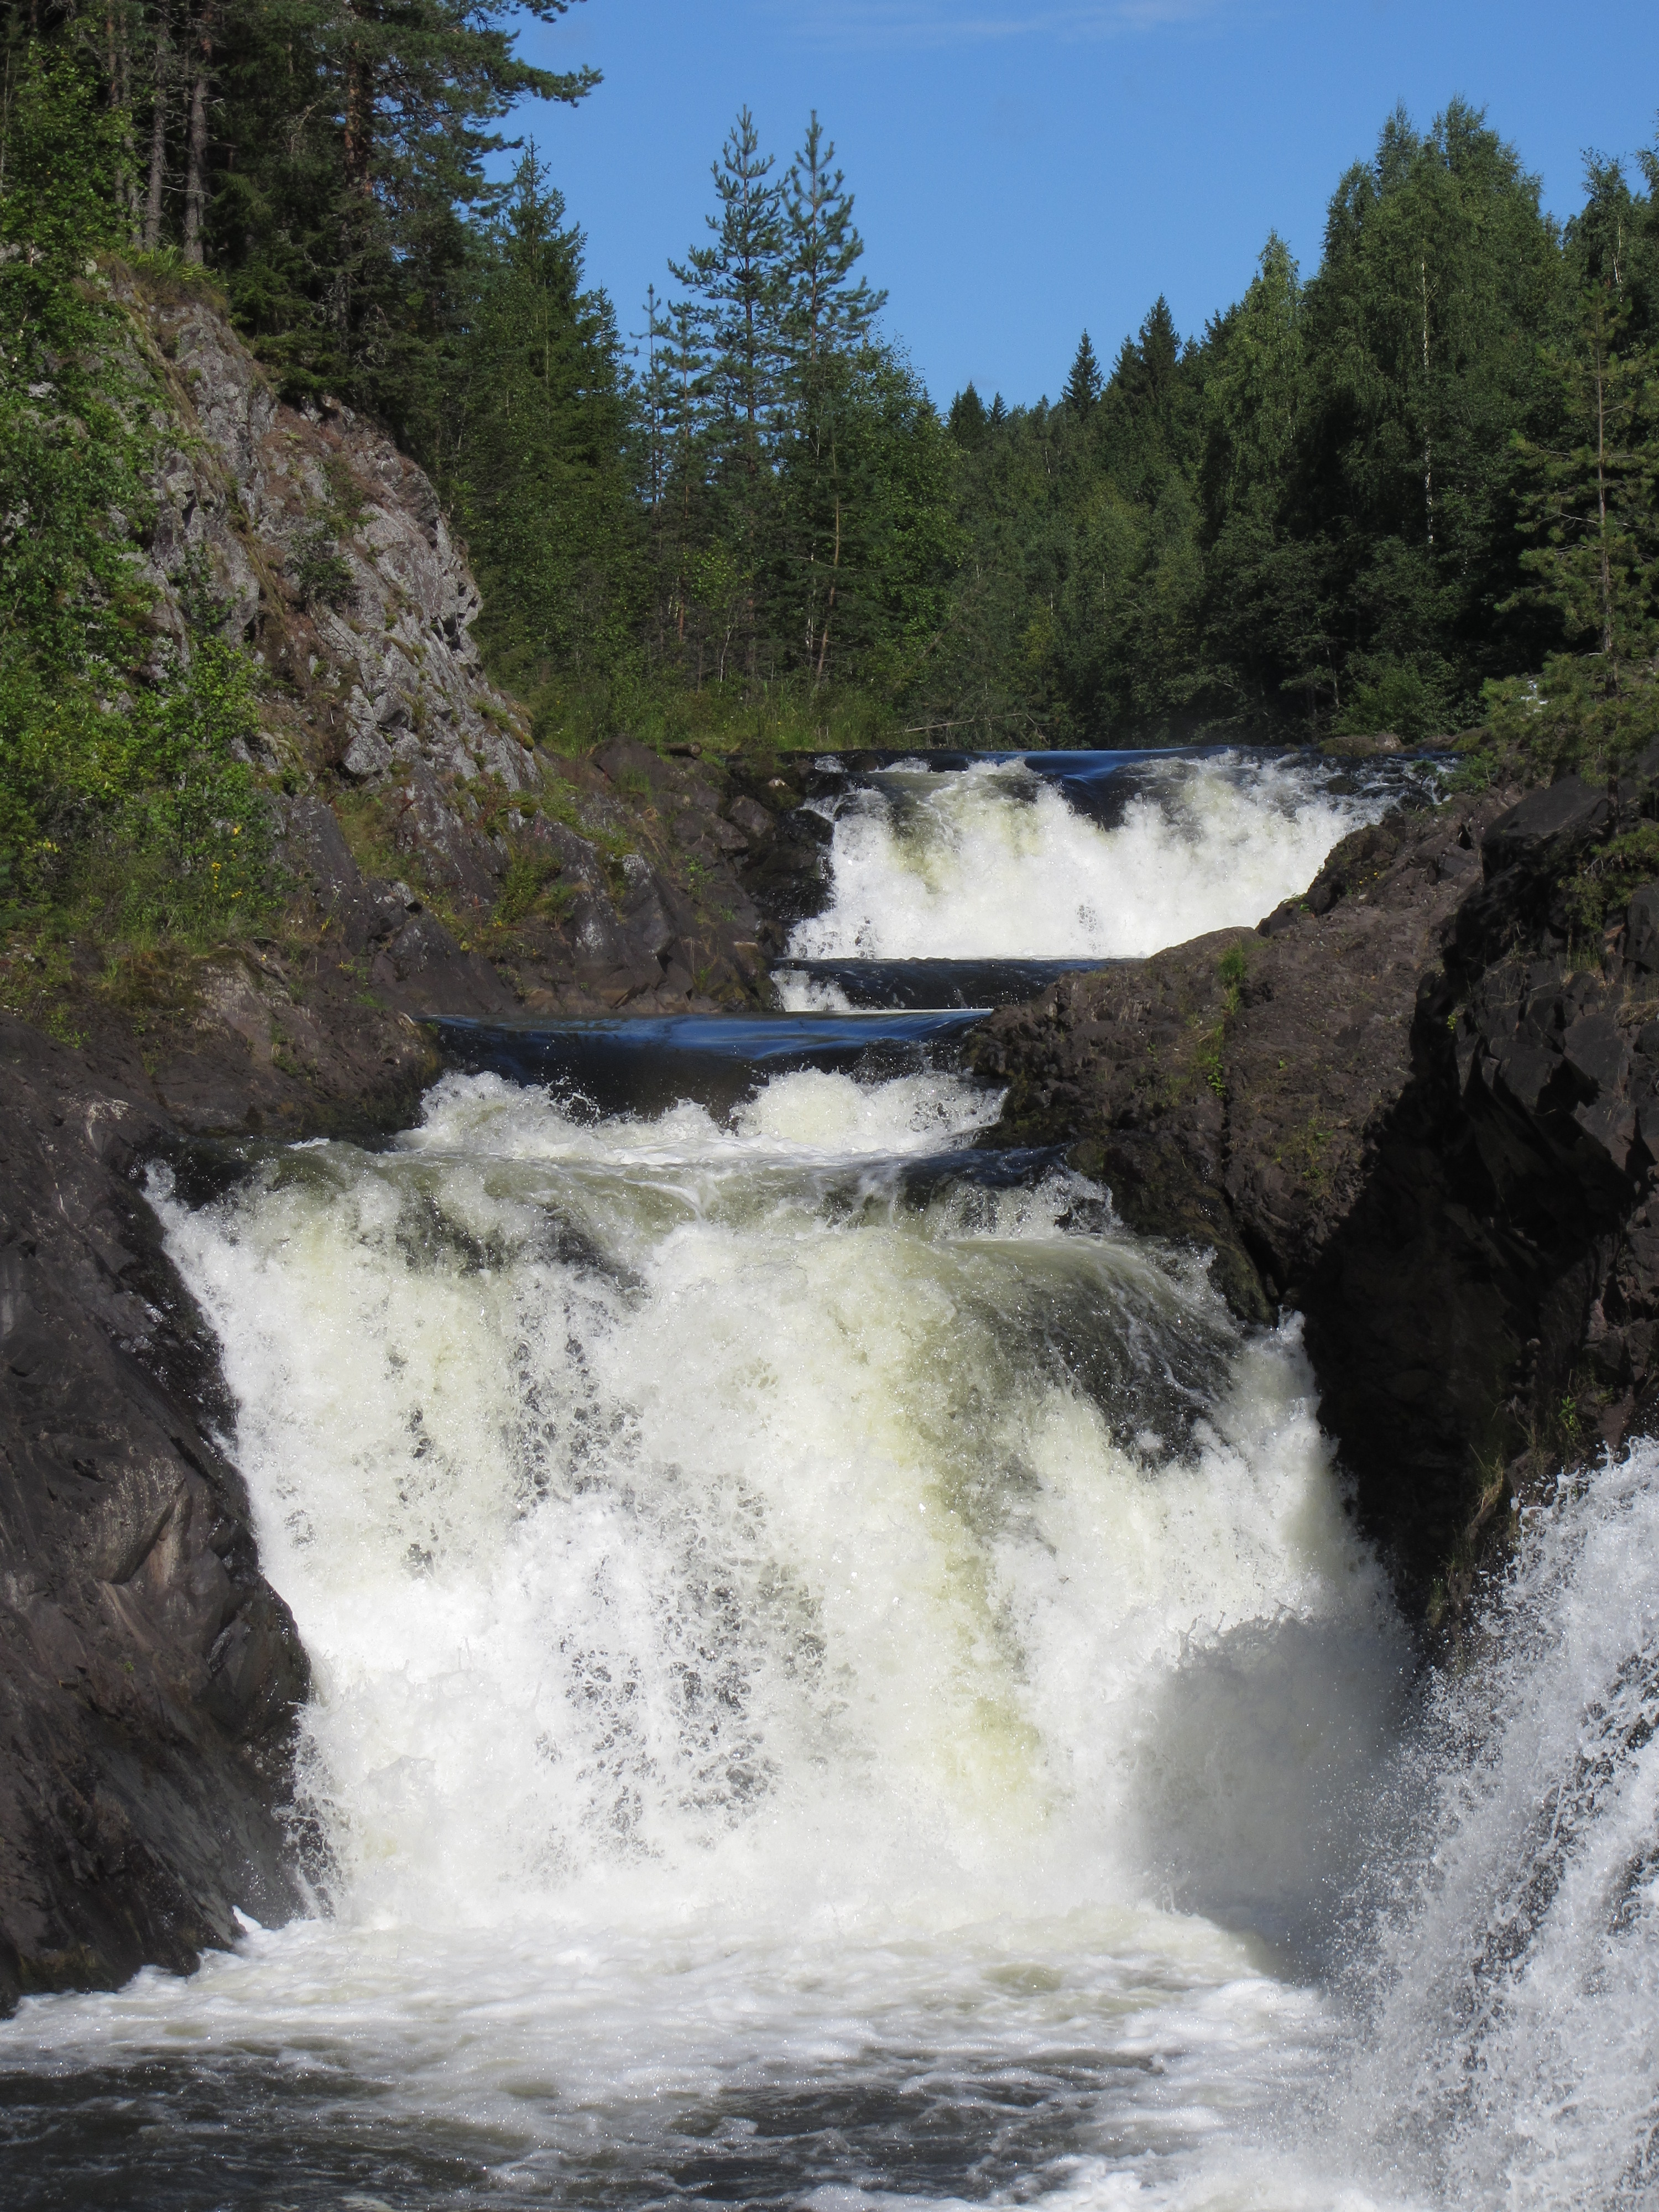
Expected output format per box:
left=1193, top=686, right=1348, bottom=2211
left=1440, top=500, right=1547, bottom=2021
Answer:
left=1483, top=653, right=1659, bottom=784
left=291, top=524, right=356, bottom=609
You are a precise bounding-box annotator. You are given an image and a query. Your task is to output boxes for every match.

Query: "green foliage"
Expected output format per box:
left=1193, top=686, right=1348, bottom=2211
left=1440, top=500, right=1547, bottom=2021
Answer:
left=0, top=49, right=151, bottom=676
left=437, top=153, right=640, bottom=692
left=1561, top=823, right=1659, bottom=935
left=291, top=524, right=356, bottom=609
left=0, top=54, right=271, bottom=946
left=1334, top=656, right=1455, bottom=741
left=1484, top=653, right=1659, bottom=784
left=492, top=845, right=575, bottom=928
left=1193, top=1020, right=1227, bottom=1097
left=1, top=619, right=271, bottom=935
left=1218, top=942, right=1248, bottom=1003
left=1509, top=160, right=1659, bottom=670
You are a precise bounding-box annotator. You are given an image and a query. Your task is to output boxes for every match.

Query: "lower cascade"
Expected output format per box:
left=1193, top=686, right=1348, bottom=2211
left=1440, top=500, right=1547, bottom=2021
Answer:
left=4, top=753, right=1658, bottom=2210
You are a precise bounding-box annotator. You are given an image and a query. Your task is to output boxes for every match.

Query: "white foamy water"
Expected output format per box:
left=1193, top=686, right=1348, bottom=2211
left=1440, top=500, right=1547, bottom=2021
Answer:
left=774, top=969, right=857, bottom=1011
left=10, top=757, right=1655, bottom=2212
left=787, top=754, right=1385, bottom=961
left=7, top=1067, right=1415, bottom=2207
left=1332, top=1445, right=1659, bottom=2210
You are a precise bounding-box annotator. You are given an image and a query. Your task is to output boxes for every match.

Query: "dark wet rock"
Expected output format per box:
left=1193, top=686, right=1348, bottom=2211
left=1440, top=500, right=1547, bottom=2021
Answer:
left=1321, top=731, right=1402, bottom=758
left=738, top=806, right=834, bottom=950
left=524, top=817, right=604, bottom=890
left=0, top=1022, right=309, bottom=2017
left=567, top=891, right=664, bottom=1004
left=1627, top=884, right=1659, bottom=972
left=371, top=913, right=515, bottom=1015
left=727, top=795, right=775, bottom=842
left=618, top=855, right=675, bottom=961
left=1481, top=774, right=1613, bottom=874
left=973, top=791, right=1659, bottom=1605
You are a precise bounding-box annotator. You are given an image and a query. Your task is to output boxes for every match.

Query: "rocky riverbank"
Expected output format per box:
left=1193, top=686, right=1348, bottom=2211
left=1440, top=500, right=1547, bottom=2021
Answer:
left=8, top=274, right=1657, bottom=2016
left=974, top=758, right=1659, bottom=1613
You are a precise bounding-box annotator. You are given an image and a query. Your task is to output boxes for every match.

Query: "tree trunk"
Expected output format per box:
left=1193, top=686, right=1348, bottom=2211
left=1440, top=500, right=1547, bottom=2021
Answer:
left=181, top=1, right=216, bottom=266
left=143, top=0, right=170, bottom=252
left=1421, top=258, right=1434, bottom=550
left=343, top=44, right=374, bottom=195
left=108, top=3, right=142, bottom=239
left=1595, top=330, right=1616, bottom=671
left=815, top=497, right=841, bottom=687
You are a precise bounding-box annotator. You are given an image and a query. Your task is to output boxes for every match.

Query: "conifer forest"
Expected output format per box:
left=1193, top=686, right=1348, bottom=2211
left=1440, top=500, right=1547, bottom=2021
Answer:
left=5, top=0, right=1659, bottom=802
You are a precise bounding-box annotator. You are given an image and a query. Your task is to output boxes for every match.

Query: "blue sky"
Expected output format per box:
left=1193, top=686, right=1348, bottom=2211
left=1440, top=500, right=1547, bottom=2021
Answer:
left=512, top=0, right=1659, bottom=408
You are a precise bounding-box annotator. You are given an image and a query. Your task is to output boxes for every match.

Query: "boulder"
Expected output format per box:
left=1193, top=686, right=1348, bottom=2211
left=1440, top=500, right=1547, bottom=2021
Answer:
left=1628, top=882, right=1659, bottom=972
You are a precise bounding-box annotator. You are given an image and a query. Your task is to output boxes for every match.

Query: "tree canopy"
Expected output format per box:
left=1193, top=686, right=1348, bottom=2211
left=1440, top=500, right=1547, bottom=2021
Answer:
left=4, top=9, right=1659, bottom=759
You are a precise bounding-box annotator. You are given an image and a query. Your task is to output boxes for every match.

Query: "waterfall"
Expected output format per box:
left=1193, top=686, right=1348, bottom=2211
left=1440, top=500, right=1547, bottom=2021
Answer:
left=5, top=747, right=1655, bottom=2212
left=784, top=753, right=1411, bottom=963
left=1337, top=1448, right=1659, bottom=2207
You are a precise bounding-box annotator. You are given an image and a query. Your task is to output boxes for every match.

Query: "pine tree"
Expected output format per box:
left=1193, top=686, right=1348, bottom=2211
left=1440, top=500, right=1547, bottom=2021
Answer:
left=779, top=112, right=885, bottom=367
left=671, top=107, right=786, bottom=469
left=1063, top=330, right=1102, bottom=415
left=109, top=0, right=601, bottom=429
left=669, top=106, right=790, bottom=677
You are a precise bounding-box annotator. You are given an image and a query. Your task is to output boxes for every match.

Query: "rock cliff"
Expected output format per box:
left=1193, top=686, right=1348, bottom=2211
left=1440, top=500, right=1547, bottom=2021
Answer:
left=0, top=1021, right=308, bottom=2016
left=975, top=759, right=1659, bottom=1611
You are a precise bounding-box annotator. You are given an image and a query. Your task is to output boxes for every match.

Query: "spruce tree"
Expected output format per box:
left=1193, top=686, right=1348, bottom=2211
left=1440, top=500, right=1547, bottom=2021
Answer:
left=1513, top=239, right=1658, bottom=671
left=671, top=107, right=786, bottom=468
left=440, top=152, right=637, bottom=690
left=1063, top=330, right=1102, bottom=414
left=948, top=384, right=989, bottom=448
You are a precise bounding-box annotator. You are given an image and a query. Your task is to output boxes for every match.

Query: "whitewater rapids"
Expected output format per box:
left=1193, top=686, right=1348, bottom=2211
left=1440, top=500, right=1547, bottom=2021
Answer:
left=6, top=747, right=1658, bottom=2210
left=785, top=754, right=1386, bottom=963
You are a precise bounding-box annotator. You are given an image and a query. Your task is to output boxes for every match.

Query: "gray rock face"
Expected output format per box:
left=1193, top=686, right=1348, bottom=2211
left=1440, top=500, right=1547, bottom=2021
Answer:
left=122, top=277, right=538, bottom=849
left=727, top=795, right=775, bottom=842
left=525, top=819, right=603, bottom=890
left=0, top=1025, right=310, bottom=2016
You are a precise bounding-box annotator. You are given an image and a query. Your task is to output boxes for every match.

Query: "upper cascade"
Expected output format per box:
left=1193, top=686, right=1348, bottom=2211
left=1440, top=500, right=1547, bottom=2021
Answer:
left=786, top=752, right=1440, bottom=963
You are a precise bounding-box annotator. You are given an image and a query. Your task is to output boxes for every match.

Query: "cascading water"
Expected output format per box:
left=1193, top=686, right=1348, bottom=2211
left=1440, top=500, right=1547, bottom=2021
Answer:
left=779, top=750, right=1427, bottom=967
left=4, top=746, right=1655, bottom=2211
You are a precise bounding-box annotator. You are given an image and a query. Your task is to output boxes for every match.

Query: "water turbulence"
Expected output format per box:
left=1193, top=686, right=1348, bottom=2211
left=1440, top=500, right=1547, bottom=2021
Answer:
left=6, top=1067, right=1406, bottom=2208
left=7, top=746, right=1655, bottom=2210
left=782, top=749, right=1437, bottom=965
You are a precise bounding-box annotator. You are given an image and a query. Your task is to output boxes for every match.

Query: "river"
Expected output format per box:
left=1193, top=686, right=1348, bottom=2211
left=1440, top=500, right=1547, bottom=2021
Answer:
left=3, top=748, right=1655, bottom=2210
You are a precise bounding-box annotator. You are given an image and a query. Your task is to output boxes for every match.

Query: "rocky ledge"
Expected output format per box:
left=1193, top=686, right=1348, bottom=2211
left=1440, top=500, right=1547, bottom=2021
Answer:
left=975, top=759, right=1659, bottom=1610
left=0, top=1021, right=309, bottom=2017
